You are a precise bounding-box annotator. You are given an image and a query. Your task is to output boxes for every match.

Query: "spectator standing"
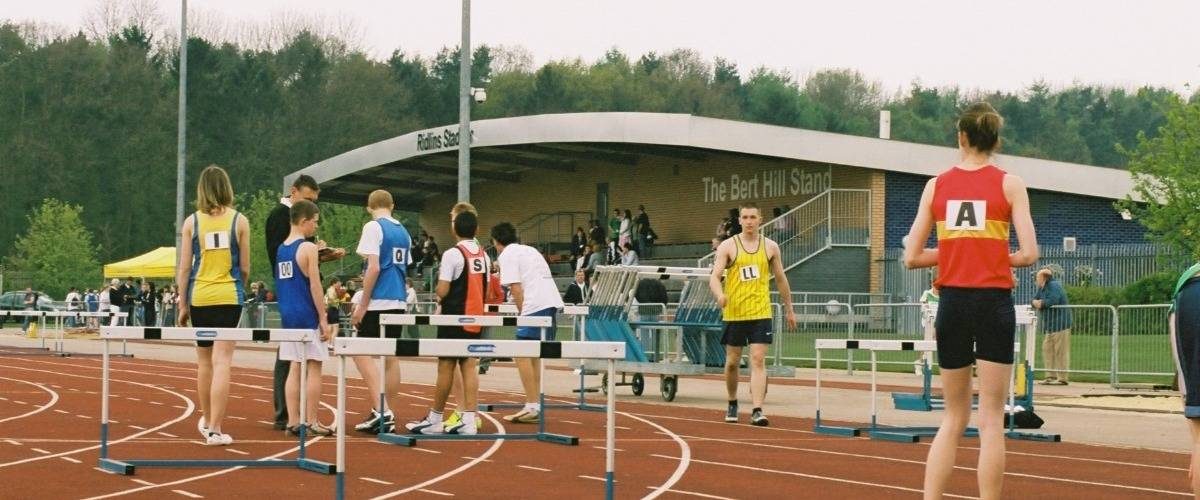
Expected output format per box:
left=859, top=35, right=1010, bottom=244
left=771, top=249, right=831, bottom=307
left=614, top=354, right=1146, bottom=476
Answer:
left=1033, top=268, right=1072, bottom=385
left=325, top=278, right=345, bottom=337
left=635, top=205, right=653, bottom=257
left=588, top=219, right=606, bottom=247
left=140, top=282, right=157, bottom=327
left=108, top=279, right=126, bottom=326
left=618, top=209, right=633, bottom=249
left=571, top=227, right=588, bottom=269
left=99, top=282, right=113, bottom=326
left=20, top=287, right=36, bottom=333
left=65, top=287, right=82, bottom=328
left=421, top=234, right=440, bottom=272
left=608, top=209, right=621, bottom=242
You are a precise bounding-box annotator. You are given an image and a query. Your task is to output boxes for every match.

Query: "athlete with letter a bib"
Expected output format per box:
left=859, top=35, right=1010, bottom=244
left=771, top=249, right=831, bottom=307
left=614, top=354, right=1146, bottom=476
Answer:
left=709, top=202, right=797, bottom=427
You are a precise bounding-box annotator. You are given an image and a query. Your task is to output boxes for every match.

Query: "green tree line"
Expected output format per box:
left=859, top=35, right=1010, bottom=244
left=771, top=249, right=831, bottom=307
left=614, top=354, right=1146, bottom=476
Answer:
left=1, top=19, right=1196, bottom=293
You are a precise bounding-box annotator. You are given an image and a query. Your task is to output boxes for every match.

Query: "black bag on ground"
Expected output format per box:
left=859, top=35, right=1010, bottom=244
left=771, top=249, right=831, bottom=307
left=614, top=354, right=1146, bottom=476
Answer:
left=1006, top=407, right=1044, bottom=429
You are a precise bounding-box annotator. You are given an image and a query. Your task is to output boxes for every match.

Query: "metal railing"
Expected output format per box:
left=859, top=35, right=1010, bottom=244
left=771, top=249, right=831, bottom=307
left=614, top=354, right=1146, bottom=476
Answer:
left=516, top=211, right=593, bottom=253
left=1114, top=304, right=1174, bottom=385
left=697, top=188, right=871, bottom=270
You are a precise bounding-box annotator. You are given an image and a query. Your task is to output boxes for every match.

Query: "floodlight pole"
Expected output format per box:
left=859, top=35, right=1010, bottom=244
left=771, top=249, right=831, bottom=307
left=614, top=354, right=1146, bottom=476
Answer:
left=174, top=0, right=188, bottom=264
left=457, top=0, right=471, bottom=203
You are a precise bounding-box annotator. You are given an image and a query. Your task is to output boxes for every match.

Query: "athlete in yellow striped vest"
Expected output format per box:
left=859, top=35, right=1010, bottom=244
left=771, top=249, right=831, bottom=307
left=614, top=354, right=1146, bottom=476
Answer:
left=708, top=202, right=797, bottom=426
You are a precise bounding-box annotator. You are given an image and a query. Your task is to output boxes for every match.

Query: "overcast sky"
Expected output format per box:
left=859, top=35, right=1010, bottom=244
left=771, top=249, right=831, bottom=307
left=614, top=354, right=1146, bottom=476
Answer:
left=7, top=0, right=1199, bottom=95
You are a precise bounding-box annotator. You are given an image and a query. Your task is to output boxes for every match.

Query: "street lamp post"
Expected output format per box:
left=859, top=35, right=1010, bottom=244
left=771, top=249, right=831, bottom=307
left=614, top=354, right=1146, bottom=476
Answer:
left=174, top=0, right=188, bottom=264
left=457, top=0, right=471, bottom=203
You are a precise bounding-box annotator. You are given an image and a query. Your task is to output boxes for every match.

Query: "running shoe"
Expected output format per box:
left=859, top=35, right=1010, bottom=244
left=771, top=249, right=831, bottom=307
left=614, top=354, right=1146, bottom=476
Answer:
left=204, top=431, right=233, bottom=446
left=354, top=409, right=395, bottom=434
left=750, top=409, right=769, bottom=427
left=306, top=422, right=335, bottom=436
left=504, top=409, right=540, bottom=424
left=444, top=410, right=483, bottom=430
left=404, top=416, right=443, bottom=435
left=444, top=418, right=478, bottom=435
left=724, top=402, right=738, bottom=423
left=197, top=416, right=208, bottom=439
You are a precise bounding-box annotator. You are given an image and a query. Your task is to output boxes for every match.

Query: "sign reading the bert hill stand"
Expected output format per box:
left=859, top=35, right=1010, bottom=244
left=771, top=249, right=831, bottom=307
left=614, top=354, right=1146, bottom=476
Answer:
left=702, top=166, right=831, bottom=203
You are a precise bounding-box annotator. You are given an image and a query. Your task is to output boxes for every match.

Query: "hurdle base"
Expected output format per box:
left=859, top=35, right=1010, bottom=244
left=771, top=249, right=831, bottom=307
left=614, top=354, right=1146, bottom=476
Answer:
left=298, top=458, right=337, bottom=475
left=537, top=433, right=580, bottom=446
left=1006, top=431, right=1061, bottom=442
left=377, top=433, right=417, bottom=446
left=813, top=425, right=862, bottom=437
left=98, top=458, right=134, bottom=475
left=868, top=426, right=978, bottom=443
left=891, top=393, right=933, bottom=412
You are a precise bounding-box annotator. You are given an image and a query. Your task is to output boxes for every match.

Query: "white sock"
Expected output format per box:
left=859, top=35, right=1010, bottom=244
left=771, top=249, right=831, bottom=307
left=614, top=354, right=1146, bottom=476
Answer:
left=461, top=412, right=476, bottom=427
left=428, top=409, right=443, bottom=422
left=525, top=403, right=539, bottom=413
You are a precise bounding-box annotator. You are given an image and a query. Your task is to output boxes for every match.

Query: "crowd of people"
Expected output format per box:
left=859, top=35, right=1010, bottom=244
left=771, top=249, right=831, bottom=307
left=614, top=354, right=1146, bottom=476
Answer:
left=571, top=205, right=656, bottom=279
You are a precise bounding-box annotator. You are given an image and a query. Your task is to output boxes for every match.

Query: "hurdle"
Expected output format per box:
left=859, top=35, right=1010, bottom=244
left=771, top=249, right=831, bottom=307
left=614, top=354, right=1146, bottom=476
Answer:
left=371, top=313, right=607, bottom=446
left=814, top=337, right=1061, bottom=443
left=96, top=326, right=336, bottom=475
left=477, top=304, right=605, bottom=412
left=1, top=310, right=129, bottom=356
left=332, top=336, right=625, bottom=500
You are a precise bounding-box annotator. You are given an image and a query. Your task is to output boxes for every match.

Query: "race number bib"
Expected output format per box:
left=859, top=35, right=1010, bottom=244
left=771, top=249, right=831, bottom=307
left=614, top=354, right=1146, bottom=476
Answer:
left=204, top=231, right=231, bottom=250
left=277, top=261, right=294, bottom=279
left=945, top=200, right=986, bottom=231
left=468, top=256, right=486, bottom=274
left=392, top=248, right=406, bottom=265
left=738, top=265, right=761, bottom=282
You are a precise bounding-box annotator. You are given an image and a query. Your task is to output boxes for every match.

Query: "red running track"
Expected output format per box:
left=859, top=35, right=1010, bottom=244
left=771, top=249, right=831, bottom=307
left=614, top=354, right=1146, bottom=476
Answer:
left=0, top=354, right=1190, bottom=499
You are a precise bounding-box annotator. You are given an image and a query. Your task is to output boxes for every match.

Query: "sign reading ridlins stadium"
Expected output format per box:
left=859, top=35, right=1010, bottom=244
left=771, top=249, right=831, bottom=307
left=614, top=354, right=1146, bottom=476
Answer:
left=416, top=126, right=476, bottom=152
left=702, top=166, right=831, bottom=203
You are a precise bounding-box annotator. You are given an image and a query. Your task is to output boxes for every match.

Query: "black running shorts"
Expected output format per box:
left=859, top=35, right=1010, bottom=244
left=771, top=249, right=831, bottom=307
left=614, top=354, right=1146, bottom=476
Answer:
left=934, top=287, right=1015, bottom=369
left=1173, top=278, right=1200, bottom=418
left=190, top=304, right=243, bottom=348
left=721, top=318, right=774, bottom=346
left=357, top=309, right=406, bottom=338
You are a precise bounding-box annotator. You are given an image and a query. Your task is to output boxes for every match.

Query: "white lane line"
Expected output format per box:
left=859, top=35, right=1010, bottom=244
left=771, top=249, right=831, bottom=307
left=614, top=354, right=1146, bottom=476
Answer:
left=128, top=425, right=146, bottom=430
left=579, top=475, right=614, bottom=483
left=350, top=396, right=364, bottom=401
left=645, top=487, right=734, bottom=500
left=0, top=362, right=196, bottom=469
left=225, top=449, right=250, bottom=456
left=173, top=405, right=187, bottom=409
left=0, top=377, right=59, bottom=424
left=651, top=454, right=976, bottom=499
left=368, top=413, right=507, bottom=500
left=461, top=456, right=491, bottom=462
left=54, top=409, right=69, bottom=414
left=561, top=420, right=582, bottom=425
left=131, top=480, right=154, bottom=486
left=592, top=446, right=624, bottom=452
left=31, top=448, right=50, bottom=455
left=251, top=399, right=269, bottom=403
left=60, top=456, right=82, bottom=464
left=417, top=489, right=452, bottom=497
left=94, top=467, right=115, bottom=474
left=0, top=397, right=6, bottom=401
left=360, top=477, right=393, bottom=485
left=4, top=440, right=21, bottom=446
left=620, top=412, right=690, bottom=500
left=517, top=465, right=551, bottom=472
left=228, top=395, right=243, bottom=399
left=172, top=489, right=203, bottom=498
left=126, top=397, right=140, bottom=402
left=226, top=416, right=246, bottom=420
left=615, top=426, right=631, bottom=430
left=157, top=432, right=178, bottom=438
left=408, top=403, right=425, bottom=408
left=76, top=414, right=93, bottom=419
left=409, top=447, right=441, bottom=454
left=12, top=401, right=27, bottom=405
left=256, top=420, right=276, bottom=426
left=150, top=401, right=163, bottom=405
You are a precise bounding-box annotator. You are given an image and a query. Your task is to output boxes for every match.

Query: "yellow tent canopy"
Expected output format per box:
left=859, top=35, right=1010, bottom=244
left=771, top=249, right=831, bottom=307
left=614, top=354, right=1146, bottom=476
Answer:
left=103, top=247, right=176, bottom=279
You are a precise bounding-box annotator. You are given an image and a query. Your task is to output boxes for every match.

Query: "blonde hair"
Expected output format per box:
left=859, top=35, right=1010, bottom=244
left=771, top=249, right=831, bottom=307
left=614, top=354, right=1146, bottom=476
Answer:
left=367, top=190, right=393, bottom=210
left=451, top=202, right=477, bottom=217
left=195, top=165, right=234, bottom=213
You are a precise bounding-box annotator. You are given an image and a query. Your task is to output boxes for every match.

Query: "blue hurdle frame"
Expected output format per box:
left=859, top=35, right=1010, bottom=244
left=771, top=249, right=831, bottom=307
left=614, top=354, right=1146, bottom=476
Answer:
left=95, top=327, right=336, bottom=476
left=475, top=304, right=606, bottom=414
left=333, top=336, right=623, bottom=500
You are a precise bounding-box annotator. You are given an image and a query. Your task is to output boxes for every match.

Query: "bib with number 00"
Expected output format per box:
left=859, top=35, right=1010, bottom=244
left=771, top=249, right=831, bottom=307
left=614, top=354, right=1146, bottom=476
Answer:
left=277, top=261, right=294, bottom=279
left=392, top=248, right=406, bottom=265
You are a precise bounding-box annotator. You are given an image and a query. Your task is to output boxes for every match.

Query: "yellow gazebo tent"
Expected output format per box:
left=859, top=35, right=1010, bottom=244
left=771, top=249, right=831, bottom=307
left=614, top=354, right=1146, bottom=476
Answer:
left=103, top=247, right=177, bottom=279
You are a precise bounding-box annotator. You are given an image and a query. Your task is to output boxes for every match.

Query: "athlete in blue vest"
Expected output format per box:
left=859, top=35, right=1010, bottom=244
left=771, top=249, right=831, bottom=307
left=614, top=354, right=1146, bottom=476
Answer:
left=349, top=190, right=411, bottom=434
left=275, top=200, right=334, bottom=436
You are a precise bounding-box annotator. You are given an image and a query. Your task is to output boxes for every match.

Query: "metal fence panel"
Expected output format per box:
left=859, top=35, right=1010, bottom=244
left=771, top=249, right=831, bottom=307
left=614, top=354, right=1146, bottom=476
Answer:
left=1115, top=304, right=1175, bottom=383
left=1032, top=305, right=1116, bottom=382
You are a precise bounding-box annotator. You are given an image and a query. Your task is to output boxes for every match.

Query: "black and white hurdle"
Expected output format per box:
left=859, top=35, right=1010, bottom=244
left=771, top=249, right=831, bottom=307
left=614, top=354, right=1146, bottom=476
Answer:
left=813, top=338, right=1061, bottom=443
left=96, top=326, right=336, bottom=476
left=2, top=310, right=128, bottom=356
left=332, top=317, right=625, bottom=500
left=477, top=304, right=604, bottom=412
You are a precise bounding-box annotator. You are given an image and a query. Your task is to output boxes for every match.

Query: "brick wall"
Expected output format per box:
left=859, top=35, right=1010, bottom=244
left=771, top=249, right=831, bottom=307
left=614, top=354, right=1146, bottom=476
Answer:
left=884, top=171, right=1147, bottom=249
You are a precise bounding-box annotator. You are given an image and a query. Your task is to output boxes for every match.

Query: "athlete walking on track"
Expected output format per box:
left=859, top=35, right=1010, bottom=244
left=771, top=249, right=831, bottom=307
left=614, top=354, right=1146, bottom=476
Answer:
left=708, top=201, right=796, bottom=427
left=903, top=102, right=1038, bottom=499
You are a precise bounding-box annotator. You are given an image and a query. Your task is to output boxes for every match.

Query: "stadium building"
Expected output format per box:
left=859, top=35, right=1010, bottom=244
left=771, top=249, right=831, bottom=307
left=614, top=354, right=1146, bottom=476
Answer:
left=285, top=112, right=1145, bottom=299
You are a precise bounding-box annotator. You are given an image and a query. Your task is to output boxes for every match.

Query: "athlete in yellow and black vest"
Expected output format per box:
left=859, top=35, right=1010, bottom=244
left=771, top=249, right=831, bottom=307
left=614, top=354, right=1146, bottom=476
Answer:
left=709, top=202, right=797, bottom=427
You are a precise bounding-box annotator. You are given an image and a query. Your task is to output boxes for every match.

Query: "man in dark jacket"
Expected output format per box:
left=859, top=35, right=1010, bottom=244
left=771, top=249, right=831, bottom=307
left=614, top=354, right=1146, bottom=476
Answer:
left=563, top=269, right=588, bottom=304
left=1033, top=268, right=1073, bottom=385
